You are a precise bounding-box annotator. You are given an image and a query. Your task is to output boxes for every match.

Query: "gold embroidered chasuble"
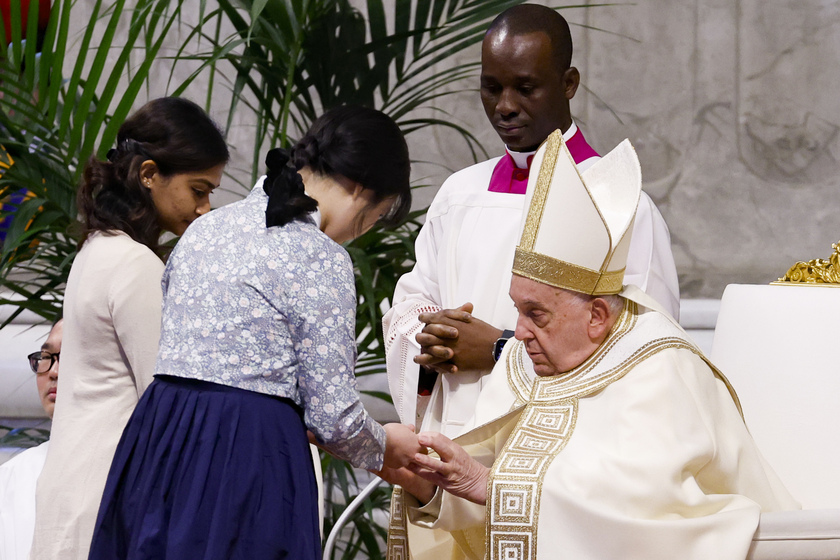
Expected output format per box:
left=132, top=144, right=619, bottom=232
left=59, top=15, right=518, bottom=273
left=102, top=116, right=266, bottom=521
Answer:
left=388, top=300, right=797, bottom=560
left=485, top=299, right=724, bottom=559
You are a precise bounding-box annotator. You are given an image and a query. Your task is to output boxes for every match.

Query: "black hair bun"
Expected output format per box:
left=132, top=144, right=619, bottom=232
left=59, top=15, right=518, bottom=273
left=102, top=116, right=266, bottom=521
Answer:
left=263, top=148, right=318, bottom=228
left=265, top=147, right=291, bottom=172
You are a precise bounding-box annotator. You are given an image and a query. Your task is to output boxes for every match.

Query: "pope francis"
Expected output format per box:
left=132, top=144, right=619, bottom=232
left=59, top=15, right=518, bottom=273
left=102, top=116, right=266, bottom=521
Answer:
left=381, top=131, right=798, bottom=560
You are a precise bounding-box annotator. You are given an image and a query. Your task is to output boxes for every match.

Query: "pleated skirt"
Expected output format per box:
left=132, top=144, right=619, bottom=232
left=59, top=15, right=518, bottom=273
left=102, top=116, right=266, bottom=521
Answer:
left=89, top=375, right=321, bottom=560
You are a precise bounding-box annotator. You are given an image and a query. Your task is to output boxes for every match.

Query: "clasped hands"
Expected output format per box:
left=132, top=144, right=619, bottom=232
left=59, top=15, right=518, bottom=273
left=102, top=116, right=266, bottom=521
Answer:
left=414, top=302, right=503, bottom=374
left=378, top=426, right=488, bottom=507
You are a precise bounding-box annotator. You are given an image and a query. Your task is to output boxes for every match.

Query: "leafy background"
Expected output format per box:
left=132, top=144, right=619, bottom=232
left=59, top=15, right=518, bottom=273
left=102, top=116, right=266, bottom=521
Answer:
left=0, top=0, right=571, bottom=557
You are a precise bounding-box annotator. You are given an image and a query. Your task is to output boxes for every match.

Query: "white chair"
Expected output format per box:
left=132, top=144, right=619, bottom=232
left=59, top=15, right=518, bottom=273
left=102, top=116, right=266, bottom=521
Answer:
left=710, top=284, right=840, bottom=559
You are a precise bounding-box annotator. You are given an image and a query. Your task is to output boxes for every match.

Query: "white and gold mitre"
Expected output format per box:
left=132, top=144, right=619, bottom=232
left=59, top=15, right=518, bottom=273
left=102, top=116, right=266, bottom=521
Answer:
left=512, top=130, right=642, bottom=296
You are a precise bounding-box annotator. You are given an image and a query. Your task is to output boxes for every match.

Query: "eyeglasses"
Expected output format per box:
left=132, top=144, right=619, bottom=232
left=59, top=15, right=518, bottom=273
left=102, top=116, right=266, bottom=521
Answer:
left=27, top=351, right=60, bottom=374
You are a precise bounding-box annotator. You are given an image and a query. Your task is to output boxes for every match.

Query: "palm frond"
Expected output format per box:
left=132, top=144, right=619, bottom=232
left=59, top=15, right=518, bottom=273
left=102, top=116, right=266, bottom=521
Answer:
left=0, top=0, right=193, bottom=324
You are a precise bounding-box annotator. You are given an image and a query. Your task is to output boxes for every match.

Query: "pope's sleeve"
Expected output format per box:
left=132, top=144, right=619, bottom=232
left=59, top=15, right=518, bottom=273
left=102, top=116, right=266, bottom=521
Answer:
left=624, top=192, right=681, bottom=321
left=383, top=212, right=444, bottom=425
left=407, top=405, right=523, bottom=532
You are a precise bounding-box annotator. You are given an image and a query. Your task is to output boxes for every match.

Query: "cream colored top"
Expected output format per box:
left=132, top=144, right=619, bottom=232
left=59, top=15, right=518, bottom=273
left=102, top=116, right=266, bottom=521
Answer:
left=30, top=231, right=164, bottom=560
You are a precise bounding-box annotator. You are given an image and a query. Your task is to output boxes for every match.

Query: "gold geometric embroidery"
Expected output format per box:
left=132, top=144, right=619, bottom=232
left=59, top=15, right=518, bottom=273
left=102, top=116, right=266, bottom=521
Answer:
left=490, top=531, right=532, bottom=560
left=386, top=486, right=408, bottom=560
left=518, top=131, right=562, bottom=252
left=508, top=429, right=555, bottom=454
left=490, top=480, right=536, bottom=522
left=486, top=400, right=577, bottom=560
left=529, top=409, right=568, bottom=431
left=506, top=342, right=534, bottom=404
left=497, top=454, right=544, bottom=475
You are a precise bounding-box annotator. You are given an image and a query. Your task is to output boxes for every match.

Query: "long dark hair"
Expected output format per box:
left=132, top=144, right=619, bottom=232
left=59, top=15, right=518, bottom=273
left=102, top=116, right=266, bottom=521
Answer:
left=77, top=97, right=229, bottom=252
left=263, top=105, right=411, bottom=231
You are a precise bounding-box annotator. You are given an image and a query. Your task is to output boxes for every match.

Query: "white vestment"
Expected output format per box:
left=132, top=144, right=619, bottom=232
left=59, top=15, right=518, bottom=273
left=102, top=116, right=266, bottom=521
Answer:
left=384, top=133, right=680, bottom=436
left=390, top=298, right=797, bottom=560
left=0, top=442, right=48, bottom=560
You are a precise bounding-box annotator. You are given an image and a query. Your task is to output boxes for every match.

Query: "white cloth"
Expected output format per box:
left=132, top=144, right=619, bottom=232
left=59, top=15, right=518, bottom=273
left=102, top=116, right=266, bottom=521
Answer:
left=401, top=301, right=798, bottom=560
left=30, top=232, right=164, bottom=560
left=383, top=138, right=680, bottom=436
left=0, top=442, right=48, bottom=560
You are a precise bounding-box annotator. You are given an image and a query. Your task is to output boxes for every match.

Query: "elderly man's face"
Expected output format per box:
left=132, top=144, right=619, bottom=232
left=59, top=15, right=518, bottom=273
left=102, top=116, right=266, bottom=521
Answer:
left=510, top=276, right=599, bottom=376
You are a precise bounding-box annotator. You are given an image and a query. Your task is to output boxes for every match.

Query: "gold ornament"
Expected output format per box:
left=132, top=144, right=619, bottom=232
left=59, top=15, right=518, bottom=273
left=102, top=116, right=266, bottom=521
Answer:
left=773, top=241, right=840, bottom=286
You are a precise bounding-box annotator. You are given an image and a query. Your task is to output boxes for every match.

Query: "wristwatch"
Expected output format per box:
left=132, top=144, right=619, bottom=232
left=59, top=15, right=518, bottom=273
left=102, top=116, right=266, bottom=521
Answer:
left=492, top=330, right=516, bottom=362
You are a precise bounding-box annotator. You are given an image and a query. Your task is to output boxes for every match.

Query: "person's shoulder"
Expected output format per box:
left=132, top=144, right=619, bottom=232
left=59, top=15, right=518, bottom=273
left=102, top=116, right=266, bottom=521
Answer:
left=83, top=231, right=162, bottom=269
left=596, top=343, right=714, bottom=425
left=267, top=222, right=356, bottom=301
left=638, top=190, right=656, bottom=208
left=428, top=157, right=503, bottom=215
left=171, top=197, right=263, bottom=264
left=187, top=195, right=255, bottom=235
left=270, top=219, right=352, bottom=266
left=439, top=157, right=502, bottom=192
left=303, top=222, right=350, bottom=259
left=632, top=190, right=670, bottom=235
left=0, top=440, right=48, bottom=476
left=617, top=338, right=721, bottom=404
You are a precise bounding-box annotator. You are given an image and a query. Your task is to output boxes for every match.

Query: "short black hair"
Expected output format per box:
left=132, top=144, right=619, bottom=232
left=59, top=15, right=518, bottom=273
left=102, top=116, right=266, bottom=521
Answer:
left=486, top=4, right=573, bottom=70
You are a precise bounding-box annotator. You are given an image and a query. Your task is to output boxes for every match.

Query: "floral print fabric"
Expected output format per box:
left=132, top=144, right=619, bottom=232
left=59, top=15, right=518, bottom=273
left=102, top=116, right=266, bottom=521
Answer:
left=155, top=179, right=385, bottom=470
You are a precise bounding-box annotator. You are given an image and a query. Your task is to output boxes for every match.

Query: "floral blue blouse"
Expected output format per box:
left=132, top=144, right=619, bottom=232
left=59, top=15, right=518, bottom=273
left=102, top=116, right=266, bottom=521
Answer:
left=155, top=179, right=386, bottom=470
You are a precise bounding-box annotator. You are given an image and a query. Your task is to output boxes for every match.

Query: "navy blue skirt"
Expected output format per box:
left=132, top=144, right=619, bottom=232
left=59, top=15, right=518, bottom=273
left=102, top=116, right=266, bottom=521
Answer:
left=89, top=375, right=321, bottom=560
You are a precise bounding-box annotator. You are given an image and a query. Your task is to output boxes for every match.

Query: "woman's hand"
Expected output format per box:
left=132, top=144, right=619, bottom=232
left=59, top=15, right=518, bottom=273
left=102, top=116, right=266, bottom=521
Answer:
left=383, top=423, right=424, bottom=469
left=372, top=465, right=436, bottom=505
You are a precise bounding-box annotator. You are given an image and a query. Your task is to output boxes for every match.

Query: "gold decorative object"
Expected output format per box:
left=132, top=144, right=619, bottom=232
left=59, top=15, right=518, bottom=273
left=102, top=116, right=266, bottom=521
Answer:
left=773, top=241, right=840, bottom=285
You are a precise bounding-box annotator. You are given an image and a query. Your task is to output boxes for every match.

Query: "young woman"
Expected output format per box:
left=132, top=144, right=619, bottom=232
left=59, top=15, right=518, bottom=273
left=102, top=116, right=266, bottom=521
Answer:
left=88, top=106, right=421, bottom=559
left=29, top=97, right=229, bottom=560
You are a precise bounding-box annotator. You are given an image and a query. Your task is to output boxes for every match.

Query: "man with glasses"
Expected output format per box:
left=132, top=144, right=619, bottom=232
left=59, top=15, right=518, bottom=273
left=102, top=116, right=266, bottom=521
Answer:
left=27, top=326, right=61, bottom=419
left=0, top=318, right=62, bottom=560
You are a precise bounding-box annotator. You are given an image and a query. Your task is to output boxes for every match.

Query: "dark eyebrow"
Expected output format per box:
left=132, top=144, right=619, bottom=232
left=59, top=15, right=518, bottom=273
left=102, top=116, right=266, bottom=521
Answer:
left=192, top=179, right=218, bottom=190
left=514, top=75, right=539, bottom=84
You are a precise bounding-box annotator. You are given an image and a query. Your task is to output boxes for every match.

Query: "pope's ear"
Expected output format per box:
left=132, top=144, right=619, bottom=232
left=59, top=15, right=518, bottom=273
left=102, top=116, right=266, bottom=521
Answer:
left=588, top=297, right=612, bottom=338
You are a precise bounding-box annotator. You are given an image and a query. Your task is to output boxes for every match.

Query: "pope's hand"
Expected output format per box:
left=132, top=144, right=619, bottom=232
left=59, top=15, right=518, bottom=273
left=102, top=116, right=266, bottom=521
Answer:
left=408, top=431, right=489, bottom=505
left=414, top=302, right=503, bottom=374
